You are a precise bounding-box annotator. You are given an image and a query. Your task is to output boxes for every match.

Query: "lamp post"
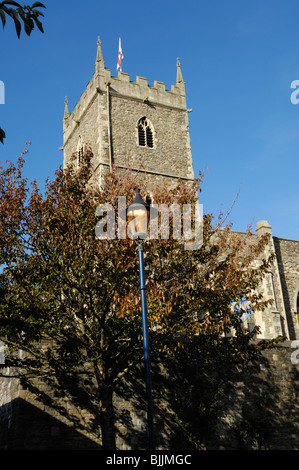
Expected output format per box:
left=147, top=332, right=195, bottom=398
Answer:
left=127, top=189, right=154, bottom=450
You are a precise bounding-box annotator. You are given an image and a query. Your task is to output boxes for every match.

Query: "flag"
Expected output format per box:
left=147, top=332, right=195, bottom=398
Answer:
left=117, top=37, right=124, bottom=72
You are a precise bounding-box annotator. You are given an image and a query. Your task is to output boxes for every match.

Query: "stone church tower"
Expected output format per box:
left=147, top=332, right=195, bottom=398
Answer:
left=62, top=37, right=194, bottom=191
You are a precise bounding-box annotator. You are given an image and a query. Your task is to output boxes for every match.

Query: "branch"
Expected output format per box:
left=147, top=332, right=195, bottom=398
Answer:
left=0, top=1, right=46, bottom=38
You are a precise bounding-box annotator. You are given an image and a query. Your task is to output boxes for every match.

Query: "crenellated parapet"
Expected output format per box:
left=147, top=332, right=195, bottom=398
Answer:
left=62, top=36, right=194, bottom=187
left=63, top=37, right=187, bottom=148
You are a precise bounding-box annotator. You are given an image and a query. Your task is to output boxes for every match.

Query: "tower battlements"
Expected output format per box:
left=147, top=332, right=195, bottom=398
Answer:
left=62, top=36, right=194, bottom=188
left=63, top=38, right=187, bottom=146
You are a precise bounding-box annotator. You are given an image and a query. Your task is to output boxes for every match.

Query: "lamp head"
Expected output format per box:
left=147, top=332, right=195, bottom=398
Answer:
left=127, top=189, right=150, bottom=240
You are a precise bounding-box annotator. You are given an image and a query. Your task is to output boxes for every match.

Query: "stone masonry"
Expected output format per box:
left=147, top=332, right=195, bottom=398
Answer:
left=252, top=221, right=299, bottom=341
left=0, top=342, right=299, bottom=449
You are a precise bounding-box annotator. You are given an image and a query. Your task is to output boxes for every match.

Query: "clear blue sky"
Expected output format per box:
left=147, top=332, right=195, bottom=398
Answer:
left=1, top=0, right=299, bottom=239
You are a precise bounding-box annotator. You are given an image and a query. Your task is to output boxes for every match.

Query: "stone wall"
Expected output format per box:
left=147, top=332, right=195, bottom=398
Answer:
left=110, top=94, right=193, bottom=188
left=274, top=237, right=299, bottom=340
left=1, top=342, right=299, bottom=450
left=0, top=366, right=101, bottom=449
left=249, top=221, right=299, bottom=341
left=214, top=341, right=299, bottom=450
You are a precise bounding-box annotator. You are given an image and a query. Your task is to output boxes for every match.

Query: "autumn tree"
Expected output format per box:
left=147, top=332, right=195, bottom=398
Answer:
left=0, top=147, right=277, bottom=449
left=0, top=1, right=46, bottom=143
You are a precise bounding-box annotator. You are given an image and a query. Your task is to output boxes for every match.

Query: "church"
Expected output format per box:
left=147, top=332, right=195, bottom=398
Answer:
left=61, top=37, right=299, bottom=342
left=1, top=35, right=299, bottom=452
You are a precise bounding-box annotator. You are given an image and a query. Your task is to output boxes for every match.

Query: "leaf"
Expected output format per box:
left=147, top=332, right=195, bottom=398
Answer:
left=8, top=7, right=21, bottom=37
left=0, top=127, right=6, bottom=143
left=0, top=9, right=6, bottom=27
left=32, top=15, right=43, bottom=33
left=1, top=1, right=22, bottom=7
left=17, top=6, right=25, bottom=21
left=31, top=2, right=46, bottom=8
left=32, top=8, right=45, bottom=17
left=24, top=16, right=34, bottom=35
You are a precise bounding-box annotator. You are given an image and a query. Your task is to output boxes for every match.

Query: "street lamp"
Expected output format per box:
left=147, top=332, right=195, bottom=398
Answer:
left=127, top=189, right=154, bottom=450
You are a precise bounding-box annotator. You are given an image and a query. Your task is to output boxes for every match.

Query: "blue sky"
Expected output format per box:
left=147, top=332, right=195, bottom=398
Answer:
left=1, top=0, right=299, bottom=239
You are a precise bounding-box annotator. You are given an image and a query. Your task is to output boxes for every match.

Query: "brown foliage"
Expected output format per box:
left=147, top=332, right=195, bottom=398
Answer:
left=0, top=147, right=276, bottom=447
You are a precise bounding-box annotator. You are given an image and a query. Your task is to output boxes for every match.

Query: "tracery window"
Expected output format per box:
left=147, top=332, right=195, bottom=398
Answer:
left=137, top=117, right=154, bottom=148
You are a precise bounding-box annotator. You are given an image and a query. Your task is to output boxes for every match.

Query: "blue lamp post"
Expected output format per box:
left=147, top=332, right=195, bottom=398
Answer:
left=127, top=189, right=154, bottom=450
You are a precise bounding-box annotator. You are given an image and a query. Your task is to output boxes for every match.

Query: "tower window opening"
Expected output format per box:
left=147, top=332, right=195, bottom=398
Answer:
left=297, top=292, right=299, bottom=313
left=138, top=117, right=154, bottom=148
left=146, top=126, right=153, bottom=148
left=138, top=125, right=146, bottom=147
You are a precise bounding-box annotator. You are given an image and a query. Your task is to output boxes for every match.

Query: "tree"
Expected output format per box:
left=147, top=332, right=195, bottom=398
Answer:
left=0, top=148, right=279, bottom=449
left=0, top=1, right=46, bottom=143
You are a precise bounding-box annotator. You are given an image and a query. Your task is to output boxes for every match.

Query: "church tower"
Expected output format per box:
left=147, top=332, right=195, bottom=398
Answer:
left=62, top=37, right=194, bottom=190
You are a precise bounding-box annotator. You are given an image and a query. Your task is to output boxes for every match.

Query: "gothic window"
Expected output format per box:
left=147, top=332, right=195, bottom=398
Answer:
left=137, top=117, right=154, bottom=148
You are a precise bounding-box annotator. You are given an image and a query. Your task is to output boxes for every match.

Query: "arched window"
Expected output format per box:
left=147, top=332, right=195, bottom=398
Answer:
left=137, top=117, right=154, bottom=148
left=297, top=292, right=299, bottom=313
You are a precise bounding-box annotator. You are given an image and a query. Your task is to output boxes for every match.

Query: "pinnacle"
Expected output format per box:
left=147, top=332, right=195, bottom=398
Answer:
left=95, top=35, right=104, bottom=68
left=176, top=57, right=185, bottom=88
